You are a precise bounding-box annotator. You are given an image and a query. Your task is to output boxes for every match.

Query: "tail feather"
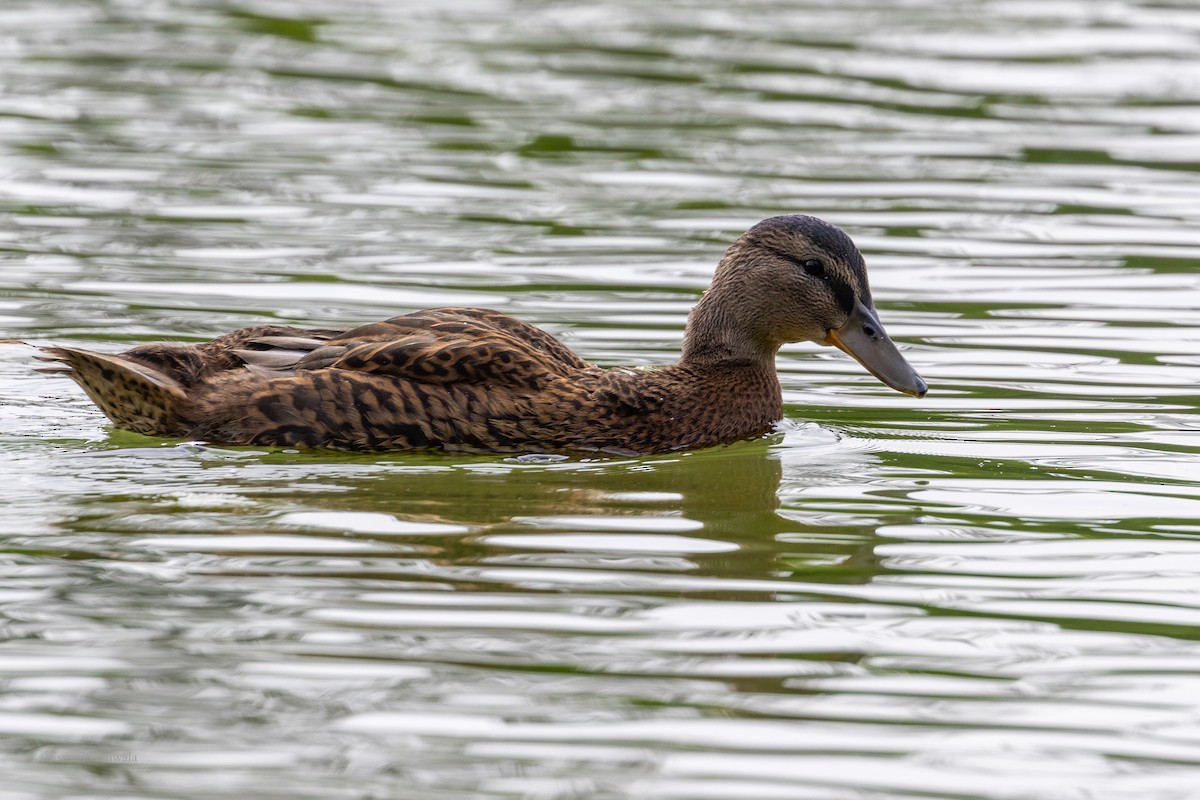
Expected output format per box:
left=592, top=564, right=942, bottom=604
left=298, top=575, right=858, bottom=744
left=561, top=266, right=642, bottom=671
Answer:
left=39, top=346, right=188, bottom=436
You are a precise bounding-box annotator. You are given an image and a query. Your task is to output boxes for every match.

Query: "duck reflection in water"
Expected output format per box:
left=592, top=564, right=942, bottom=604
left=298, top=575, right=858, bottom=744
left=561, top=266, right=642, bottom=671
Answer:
left=230, top=430, right=889, bottom=593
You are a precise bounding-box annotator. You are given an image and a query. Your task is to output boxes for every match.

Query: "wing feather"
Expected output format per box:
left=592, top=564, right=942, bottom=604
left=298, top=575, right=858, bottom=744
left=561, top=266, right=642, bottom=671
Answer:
left=285, top=308, right=590, bottom=390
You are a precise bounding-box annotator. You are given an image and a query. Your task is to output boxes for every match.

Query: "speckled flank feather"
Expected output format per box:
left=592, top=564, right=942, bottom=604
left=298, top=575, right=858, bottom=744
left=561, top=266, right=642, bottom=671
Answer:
left=38, top=216, right=925, bottom=455
left=183, top=309, right=782, bottom=453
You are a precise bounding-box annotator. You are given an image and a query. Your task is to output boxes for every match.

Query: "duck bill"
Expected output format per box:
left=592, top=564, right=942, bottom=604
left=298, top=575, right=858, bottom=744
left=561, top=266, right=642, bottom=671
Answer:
left=823, top=301, right=928, bottom=398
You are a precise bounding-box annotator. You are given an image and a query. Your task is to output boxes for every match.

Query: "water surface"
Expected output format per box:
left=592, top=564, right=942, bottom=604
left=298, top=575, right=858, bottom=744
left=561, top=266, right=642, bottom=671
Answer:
left=4, top=0, right=1200, bottom=797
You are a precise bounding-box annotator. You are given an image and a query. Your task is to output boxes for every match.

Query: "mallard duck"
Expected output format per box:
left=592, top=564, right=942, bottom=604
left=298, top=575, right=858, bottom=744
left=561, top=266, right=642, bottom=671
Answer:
left=39, top=215, right=926, bottom=455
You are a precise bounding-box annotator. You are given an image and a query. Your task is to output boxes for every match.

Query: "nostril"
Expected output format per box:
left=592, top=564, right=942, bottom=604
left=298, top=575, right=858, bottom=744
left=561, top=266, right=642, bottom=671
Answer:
left=863, top=324, right=877, bottom=338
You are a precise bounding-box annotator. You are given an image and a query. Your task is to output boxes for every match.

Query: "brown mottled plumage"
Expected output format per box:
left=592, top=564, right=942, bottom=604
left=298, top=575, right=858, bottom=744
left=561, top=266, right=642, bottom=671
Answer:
left=38, top=216, right=927, bottom=455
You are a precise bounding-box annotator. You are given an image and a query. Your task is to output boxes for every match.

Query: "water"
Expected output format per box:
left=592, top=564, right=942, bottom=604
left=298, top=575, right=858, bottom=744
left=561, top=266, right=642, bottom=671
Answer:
left=3, top=0, right=1200, bottom=796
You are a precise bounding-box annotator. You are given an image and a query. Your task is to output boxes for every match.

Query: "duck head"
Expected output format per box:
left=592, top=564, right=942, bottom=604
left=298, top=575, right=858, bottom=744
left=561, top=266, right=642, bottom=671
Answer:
left=681, top=215, right=927, bottom=398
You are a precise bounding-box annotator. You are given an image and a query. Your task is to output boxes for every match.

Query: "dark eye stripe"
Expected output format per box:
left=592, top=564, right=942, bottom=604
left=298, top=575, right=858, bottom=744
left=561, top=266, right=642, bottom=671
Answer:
left=772, top=248, right=855, bottom=313
left=827, top=275, right=856, bottom=314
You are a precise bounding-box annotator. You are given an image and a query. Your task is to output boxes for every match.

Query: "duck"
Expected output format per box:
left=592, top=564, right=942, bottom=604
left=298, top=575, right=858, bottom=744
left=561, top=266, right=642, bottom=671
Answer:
left=38, top=215, right=927, bottom=455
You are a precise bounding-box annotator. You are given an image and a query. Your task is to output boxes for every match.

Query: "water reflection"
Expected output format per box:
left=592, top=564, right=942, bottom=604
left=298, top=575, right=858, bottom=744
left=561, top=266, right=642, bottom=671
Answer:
left=111, top=435, right=797, bottom=584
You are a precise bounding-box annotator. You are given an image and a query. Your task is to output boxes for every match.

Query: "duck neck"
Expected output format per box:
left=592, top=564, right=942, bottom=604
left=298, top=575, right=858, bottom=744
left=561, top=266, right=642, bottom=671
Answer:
left=663, top=290, right=785, bottom=446
left=679, top=285, right=779, bottom=369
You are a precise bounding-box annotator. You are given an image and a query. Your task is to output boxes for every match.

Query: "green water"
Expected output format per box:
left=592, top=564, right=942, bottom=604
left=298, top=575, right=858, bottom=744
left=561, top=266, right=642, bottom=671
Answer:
left=4, top=0, right=1200, bottom=797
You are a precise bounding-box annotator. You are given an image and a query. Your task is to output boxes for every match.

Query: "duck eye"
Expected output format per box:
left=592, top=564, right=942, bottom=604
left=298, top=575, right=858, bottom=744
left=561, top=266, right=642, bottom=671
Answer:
left=771, top=248, right=828, bottom=278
